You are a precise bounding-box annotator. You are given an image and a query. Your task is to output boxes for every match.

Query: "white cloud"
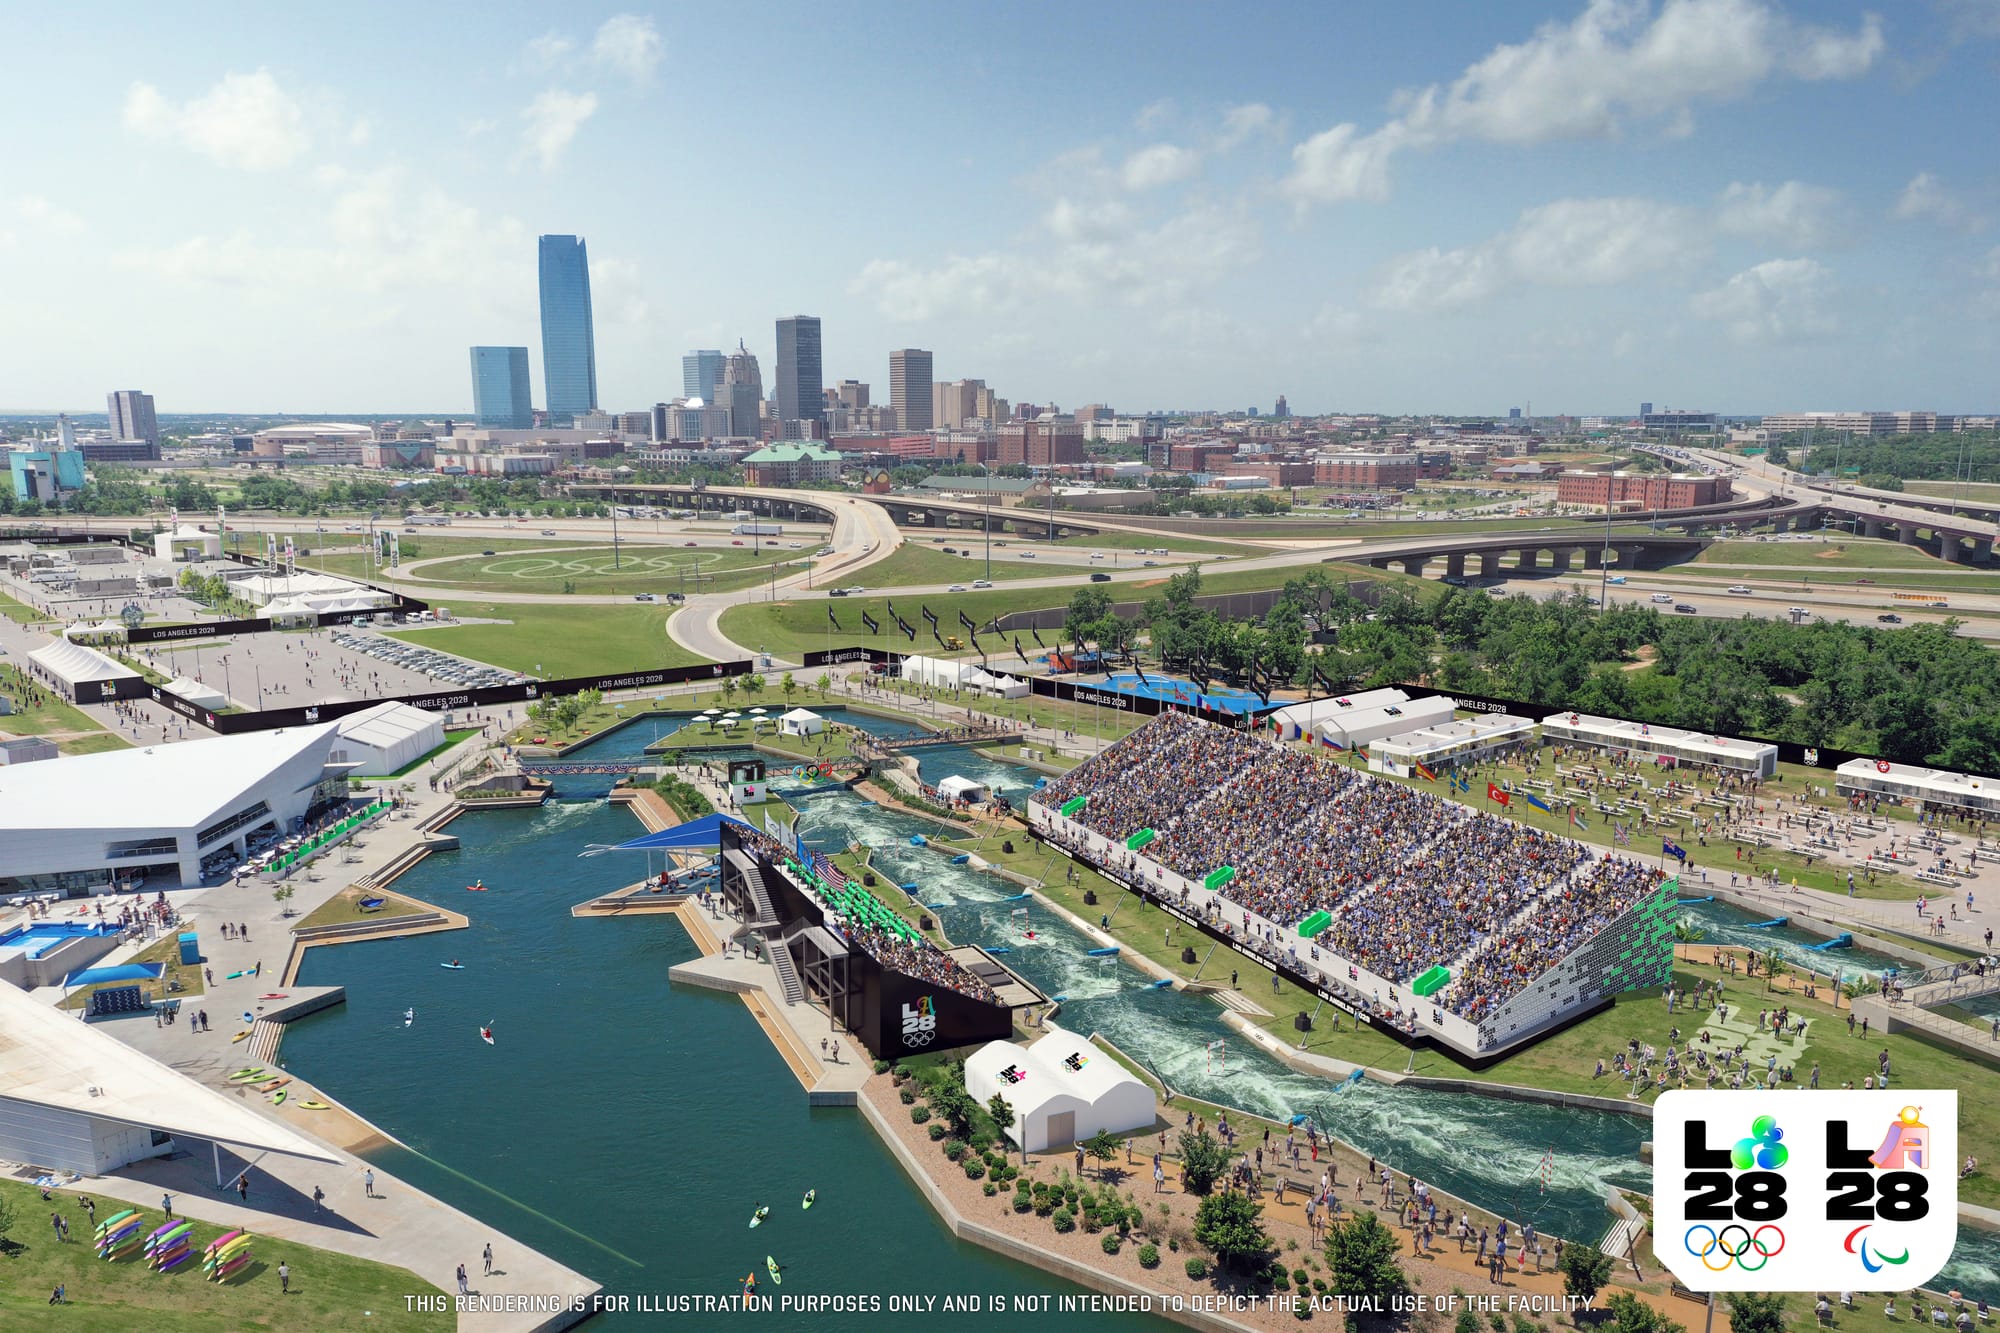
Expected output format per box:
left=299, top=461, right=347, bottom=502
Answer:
left=1716, top=180, right=1842, bottom=246
left=1216, top=103, right=1277, bottom=149
left=0, top=195, right=86, bottom=250
left=1134, top=98, right=1177, bottom=133
left=524, top=32, right=574, bottom=67
left=1690, top=257, right=1834, bottom=342
left=520, top=90, right=598, bottom=169
left=592, top=14, right=665, bottom=82
left=122, top=70, right=310, bottom=171
left=590, top=256, right=651, bottom=325
left=1119, top=143, right=1200, bottom=191
left=1370, top=196, right=1703, bottom=311
left=1284, top=0, right=1884, bottom=206
left=1893, top=172, right=1987, bottom=231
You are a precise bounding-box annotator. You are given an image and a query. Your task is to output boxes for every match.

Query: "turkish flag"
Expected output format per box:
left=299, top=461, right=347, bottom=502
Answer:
left=1486, top=783, right=1510, bottom=807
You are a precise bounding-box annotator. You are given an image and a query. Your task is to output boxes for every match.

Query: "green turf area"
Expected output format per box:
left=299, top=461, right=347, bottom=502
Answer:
left=0, top=664, right=115, bottom=740
left=56, top=732, right=132, bottom=756
left=0, top=1176, right=451, bottom=1330
left=1904, top=479, right=2000, bottom=502
left=0, top=590, right=48, bottom=624
left=405, top=543, right=809, bottom=596
left=838, top=543, right=1079, bottom=587
left=383, top=602, right=704, bottom=676
left=1049, top=531, right=1266, bottom=557
left=1651, top=563, right=2000, bottom=594
left=60, top=930, right=205, bottom=1010
left=295, top=884, right=431, bottom=931
left=299, top=532, right=572, bottom=580
left=1694, top=538, right=1960, bottom=569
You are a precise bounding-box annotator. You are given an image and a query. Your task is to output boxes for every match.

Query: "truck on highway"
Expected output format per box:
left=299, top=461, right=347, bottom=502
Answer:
left=405, top=513, right=452, bottom=526
left=732, top=523, right=782, bottom=536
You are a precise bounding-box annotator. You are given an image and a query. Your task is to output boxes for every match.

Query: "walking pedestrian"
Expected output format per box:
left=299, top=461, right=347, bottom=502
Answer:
left=363, top=1168, right=376, bottom=1198
left=279, top=1261, right=291, bottom=1294
left=237, top=1172, right=249, bottom=1202
left=457, top=1263, right=469, bottom=1296
left=484, top=1243, right=494, bottom=1276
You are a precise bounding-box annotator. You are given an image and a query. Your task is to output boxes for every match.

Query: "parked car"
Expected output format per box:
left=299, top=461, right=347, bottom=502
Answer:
left=481, top=549, right=496, bottom=556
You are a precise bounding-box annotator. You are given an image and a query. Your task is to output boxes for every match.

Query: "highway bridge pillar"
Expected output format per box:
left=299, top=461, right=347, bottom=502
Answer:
left=1445, top=552, right=1466, bottom=580
left=1477, top=551, right=1502, bottom=580
left=1399, top=555, right=1429, bottom=576
left=1580, top=546, right=1603, bottom=570
left=1898, top=523, right=1920, bottom=546
left=1549, top=548, right=1574, bottom=572
left=1862, top=518, right=1886, bottom=540
left=1769, top=515, right=1790, bottom=534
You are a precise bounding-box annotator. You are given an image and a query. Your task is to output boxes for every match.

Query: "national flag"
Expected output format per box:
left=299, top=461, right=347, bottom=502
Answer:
left=1450, top=772, right=1469, bottom=793
left=862, top=610, right=881, bottom=635
left=1662, top=840, right=1688, bottom=862
left=827, top=607, right=841, bottom=629
left=1355, top=746, right=1370, bottom=763
left=810, top=851, right=849, bottom=890
left=1486, top=782, right=1510, bottom=807
left=1416, top=763, right=1438, bottom=782
left=1324, top=737, right=1346, bottom=751
left=1523, top=792, right=1553, bottom=813
left=1614, top=822, right=1631, bottom=847
left=1569, top=806, right=1588, bottom=831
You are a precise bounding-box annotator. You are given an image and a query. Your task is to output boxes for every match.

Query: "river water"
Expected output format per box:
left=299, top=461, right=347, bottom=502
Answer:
left=279, top=711, right=2000, bottom=1323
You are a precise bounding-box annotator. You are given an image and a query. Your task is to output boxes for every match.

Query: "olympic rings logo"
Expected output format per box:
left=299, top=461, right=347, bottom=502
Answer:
left=1685, top=1224, right=1784, bottom=1271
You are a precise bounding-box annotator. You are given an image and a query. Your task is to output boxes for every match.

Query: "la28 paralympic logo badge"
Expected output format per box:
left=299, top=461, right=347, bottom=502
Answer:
left=1654, top=1092, right=1957, bottom=1292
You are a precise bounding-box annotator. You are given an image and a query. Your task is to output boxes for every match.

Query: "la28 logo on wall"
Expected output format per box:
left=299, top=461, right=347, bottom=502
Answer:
left=1655, top=1092, right=1957, bottom=1291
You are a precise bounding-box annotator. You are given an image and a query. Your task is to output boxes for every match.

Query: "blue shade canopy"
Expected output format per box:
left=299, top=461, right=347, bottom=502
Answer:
left=62, top=962, right=165, bottom=988
left=578, top=812, right=753, bottom=856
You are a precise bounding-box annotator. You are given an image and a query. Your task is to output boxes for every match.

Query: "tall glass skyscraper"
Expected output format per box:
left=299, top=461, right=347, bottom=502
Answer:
left=537, top=234, right=597, bottom=422
left=470, top=347, right=532, bottom=428
left=681, top=350, right=725, bottom=403
left=774, top=316, right=823, bottom=427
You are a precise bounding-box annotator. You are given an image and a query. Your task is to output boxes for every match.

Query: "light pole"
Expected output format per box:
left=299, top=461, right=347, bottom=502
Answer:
left=611, top=501, right=621, bottom=570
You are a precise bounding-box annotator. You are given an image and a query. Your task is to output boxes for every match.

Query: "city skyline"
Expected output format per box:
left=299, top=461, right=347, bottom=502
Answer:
left=3, top=2, right=1999, bottom=414
left=536, top=234, right=597, bottom=421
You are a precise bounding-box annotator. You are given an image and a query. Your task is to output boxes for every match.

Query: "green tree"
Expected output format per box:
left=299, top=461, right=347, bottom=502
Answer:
left=0, top=1185, right=18, bottom=1249
left=1065, top=585, right=1113, bottom=644
left=1193, top=1189, right=1270, bottom=1274
left=814, top=671, right=831, bottom=699
left=1322, top=1209, right=1409, bottom=1303
left=1175, top=1129, right=1229, bottom=1195
left=1083, top=1129, right=1120, bottom=1178
left=272, top=884, right=296, bottom=918
left=1556, top=1242, right=1612, bottom=1304
left=1760, top=948, right=1789, bottom=993
left=1725, top=1293, right=1786, bottom=1333
left=1604, top=1292, right=1685, bottom=1333
left=931, top=1084, right=977, bottom=1139
left=743, top=672, right=766, bottom=696
left=986, top=1094, right=1018, bottom=1161
left=781, top=672, right=798, bottom=707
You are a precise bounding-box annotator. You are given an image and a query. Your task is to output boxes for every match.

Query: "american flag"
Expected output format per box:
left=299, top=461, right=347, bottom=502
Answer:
left=1614, top=822, right=1631, bottom=847
left=810, top=852, right=849, bottom=890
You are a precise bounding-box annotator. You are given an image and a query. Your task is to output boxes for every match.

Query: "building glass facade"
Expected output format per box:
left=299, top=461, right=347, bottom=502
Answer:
left=537, top=235, right=597, bottom=421
left=469, top=346, right=532, bottom=429
left=775, top=316, right=823, bottom=427
left=682, top=350, right=725, bottom=403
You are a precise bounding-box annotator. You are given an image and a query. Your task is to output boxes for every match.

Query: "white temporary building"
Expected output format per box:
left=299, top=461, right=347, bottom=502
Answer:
left=163, top=677, right=229, bottom=710
left=261, top=597, right=319, bottom=625
left=63, top=621, right=127, bottom=642
left=330, top=701, right=446, bottom=776
left=1834, top=757, right=2000, bottom=818
left=965, top=1028, right=1155, bottom=1153
left=153, top=526, right=222, bottom=561
left=233, top=573, right=391, bottom=613
left=1315, top=693, right=1455, bottom=751
left=901, top=654, right=976, bottom=689
left=1267, top=687, right=1410, bottom=741
left=1371, top=713, right=1539, bottom=776
left=27, top=639, right=140, bottom=700
left=1539, top=711, right=1778, bottom=779
left=936, top=774, right=990, bottom=805
left=961, top=665, right=1030, bottom=699
left=778, top=707, right=826, bottom=737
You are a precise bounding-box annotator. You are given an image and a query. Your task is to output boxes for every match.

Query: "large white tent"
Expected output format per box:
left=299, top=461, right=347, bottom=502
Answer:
left=778, top=707, right=826, bottom=737
left=964, top=1028, right=1155, bottom=1152
left=330, top=701, right=446, bottom=776
left=1314, top=693, right=1455, bottom=751
left=936, top=775, right=990, bottom=805
left=1267, top=687, right=1409, bottom=742
left=163, top=677, right=228, bottom=710
left=27, top=640, right=139, bottom=699
left=901, top=654, right=976, bottom=689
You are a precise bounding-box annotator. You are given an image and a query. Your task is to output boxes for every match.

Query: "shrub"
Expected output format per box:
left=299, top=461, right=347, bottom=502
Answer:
left=963, top=1161, right=985, bottom=1180
left=1081, top=1209, right=1102, bottom=1233
left=1138, top=1244, right=1160, bottom=1269
left=1101, top=1233, right=1122, bottom=1255
left=1034, top=1194, right=1057, bottom=1217
left=1273, top=1269, right=1291, bottom=1291
left=900, top=1089, right=916, bottom=1105
left=1512, top=1316, right=1537, bottom=1333
left=1052, top=1208, right=1075, bottom=1233
left=1296, top=1304, right=1313, bottom=1322
left=927, top=1123, right=947, bottom=1141
left=872, top=1059, right=890, bottom=1074
left=1185, top=1257, right=1210, bottom=1280
left=1489, top=1313, right=1507, bottom=1333
left=1064, top=1185, right=1080, bottom=1207
left=1119, top=1210, right=1135, bottom=1234
left=909, top=1105, right=931, bottom=1124
left=1014, top=1194, right=1034, bottom=1214
left=983, top=1182, right=998, bottom=1197
left=1295, top=1268, right=1310, bottom=1287
left=944, top=1139, right=967, bottom=1161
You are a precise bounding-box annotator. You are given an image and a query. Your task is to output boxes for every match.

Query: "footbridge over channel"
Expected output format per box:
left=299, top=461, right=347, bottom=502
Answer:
left=1356, top=531, right=1713, bottom=578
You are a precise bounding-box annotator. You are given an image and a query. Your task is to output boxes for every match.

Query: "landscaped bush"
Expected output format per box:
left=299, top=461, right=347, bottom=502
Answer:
left=1122, top=1208, right=1139, bottom=1232
left=1184, top=1257, right=1209, bottom=1280
left=899, top=1088, right=916, bottom=1105
left=1051, top=1208, right=1075, bottom=1234
left=1101, top=1233, right=1121, bottom=1255
left=1272, top=1270, right=1291, bottom=1291
left=1034, top=1193, right=1057, bottom=1217
left=963, top=1161, right=985, bottom=1180
left=1013, top=1193, right=1034, bottom=1214
left=872, top=1059, right=890, bottom=1074
left=1294, top=1269, right=1309, bottom=1287
left=927, top=1124, right=947, bottom=1141
left=1137, top=1243, right=1160, bottom=1268
left=943, top=1139, right=967, bottom=1161
left=1081, top=1209, right=1102, bottom=1233
left=909, top=1105, right=930, bottom=1124
left=983, top=1181, right=998, bottom=1197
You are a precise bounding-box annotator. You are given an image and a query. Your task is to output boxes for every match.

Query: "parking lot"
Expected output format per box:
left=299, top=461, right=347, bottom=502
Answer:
left=326, top=628, right=527, bottom=691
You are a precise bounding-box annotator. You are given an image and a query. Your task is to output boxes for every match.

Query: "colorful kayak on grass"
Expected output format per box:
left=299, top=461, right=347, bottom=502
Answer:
left=749, top=1206, right=768, bottom=1228
left=203, top=1229, right=246, bottom=1256
left=94, top=1209, right=138, bottom=1238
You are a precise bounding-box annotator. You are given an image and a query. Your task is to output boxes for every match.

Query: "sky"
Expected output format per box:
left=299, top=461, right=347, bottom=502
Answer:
left=3, top=0, right=1999, bottom=417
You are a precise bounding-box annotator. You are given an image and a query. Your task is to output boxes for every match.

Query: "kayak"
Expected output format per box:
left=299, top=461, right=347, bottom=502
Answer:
left=272, top=1090, right=287, bottom=1105
left=766, top=1255, right=782, bottom=1285
left=94, top=1209, right=139, bottom=1238
left=802, top=1189, right=815, bottom=1210
left=229, top=1030, right=251, bottom=1043
left=226, top=1068, right=267, bottom=1082
left=259, top=993, right=290, bottom=1000
left=298, top=1100, right=330, bottom=1110
left=440, top=963, right=466, bottom=970
left=749, top=1206, right=768, bottom=1229
left=146, top=1220, right=191, bottom=1249
left=204, top=1229, right=247, bottom=1256
left=255, top=1077, right=291, bottom=1093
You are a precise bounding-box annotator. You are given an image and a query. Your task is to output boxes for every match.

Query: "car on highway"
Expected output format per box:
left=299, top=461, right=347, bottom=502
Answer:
left=1878, top=613, right=1903, bottom=623
left=1788, top=607, right=1810, bottom=617
left=683, top=540, right=698, bottom=547
left=540, top=529, right=558, bottom=536
left=730, top=539, right=744, bottom=546
left=633, top=593, right=657, bottom=602
left=1674, top=603, right=1698, bottom=614
left=972, top=579, right=992, bottom=589
left=930, top=536, right=948, bottom=543
left=1018, top=551, right=1036, bottom=559
left=786, top=542, right=803, bottom=549
left=947, top=584, right=967, bottom=592
left=1142, top=559, right=1159, bottom=567
left=1089, top=572, right=1112, bottom=582
left=481, top=549, right=496, bottom=556
left=1727, top=585, right=1753, bottom=595
left=844, top=585, right=866, bottom=594
left=1650, top=593, right=1674, bottom=603
left=1089, top=552, right=1104, bottom=560
left=828, top=588, right=849, bottom=597
left=818, top=547, right=834, bottom=555
left=1605, top=575, right=1627, bottom=585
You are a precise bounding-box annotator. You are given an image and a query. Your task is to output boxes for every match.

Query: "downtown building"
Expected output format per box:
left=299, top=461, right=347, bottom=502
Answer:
left=102, top=390, right=161, bottom=460
left=889, top=349, right=933, bottom=433
left=774, top=316, right=823, bottom=431
left=996, top=421, right=1084, bottom=468
left=1760, top=411, right=1999, bottom=435
left=538, top=234, right=598, bottom=423
left=469, top=347, right=533, bottom=428
left=1555, top=471, right=1733, bottom=509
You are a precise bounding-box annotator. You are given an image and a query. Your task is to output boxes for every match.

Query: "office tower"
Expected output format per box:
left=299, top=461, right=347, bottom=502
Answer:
left=1273, top=395, right=1289, bottom=419
left=469, top=347, right=533, bottom=428
left=105, top=390, right=159, bottom=445
left=650, top=403, right=669, bottom=443
left=682, top=350, right=725, bottom=403
left=1640, top=402, right=1654, bottom=418
left=834, top=380, right=869, bottom=411
left=774, top=316, right=823, bottom=426
left=56, top=414, right=76, bottom=449
left=537, top=234, right=598, bottom=421
left=889, top=349, right=933, bottom=433
left=722, top=340, right=763, bottom=437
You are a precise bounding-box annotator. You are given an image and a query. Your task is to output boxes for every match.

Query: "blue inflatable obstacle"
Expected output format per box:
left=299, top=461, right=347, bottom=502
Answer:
left=1149, top=978, right=1174, bottom=989
left=1676, top=896, right=1715, bottom=905
left=1746, top=916, right=1790, bottom=928
left=999, top=893, right=1031, bottom=903
left=949, top=854, right=970, bottom=865
left=986, top=947, right=1012, bottom=955
left=1809, top=933, right=1854, bottom=951
left=908, top=835, right=927, bottom=847
left=1086, top=946, right=1120, bottom=957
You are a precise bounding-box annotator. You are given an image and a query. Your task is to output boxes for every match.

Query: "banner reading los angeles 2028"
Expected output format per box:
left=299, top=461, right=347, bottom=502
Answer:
left=1654, top=1091, right=1957, bottom=1292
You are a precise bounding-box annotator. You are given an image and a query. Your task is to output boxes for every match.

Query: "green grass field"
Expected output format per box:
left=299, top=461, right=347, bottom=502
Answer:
left=1656, top=563, right=2000, bottom=594
left=0, top=664, right=115, bottom=740
left=295, top=884, right=431, bottom=930
left=1050, top=530, right=1267, bottom=556
left=0, top=590, right=48, bottom=624
left=403, top=543, right=805, bottom=596
left=383, top=602, right=704, bottom=676
left=1904, top=480, right=2000, bottom=502
left=56, top=732, right=132, bottom=756
left=0, top=1176, right=451, bottom=1331
left=1694, top=538, right=1959, bottom=569
left=840, top=543, right=1076, bottom=587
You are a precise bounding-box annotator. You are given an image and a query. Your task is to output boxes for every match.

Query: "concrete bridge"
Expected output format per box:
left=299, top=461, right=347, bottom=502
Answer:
left=1353, top=531, right=1714, bottom=578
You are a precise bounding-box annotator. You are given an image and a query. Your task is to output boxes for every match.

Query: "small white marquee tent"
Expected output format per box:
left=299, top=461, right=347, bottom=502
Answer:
left=964, top=1028, right=1155, bottom=1153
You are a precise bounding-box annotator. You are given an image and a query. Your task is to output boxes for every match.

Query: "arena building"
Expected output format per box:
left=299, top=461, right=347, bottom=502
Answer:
left=0, top=725, right=358, bottom=896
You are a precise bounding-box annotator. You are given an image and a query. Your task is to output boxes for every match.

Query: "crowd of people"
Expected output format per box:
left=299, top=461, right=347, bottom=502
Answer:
left=846, top=922, right=999, bottom=1005
left=1150, top=743, right=1362, bottom=888
left=1042, top=712, right=1264, bottom=844
left=1443, top=855, right=1666, bottom=1023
